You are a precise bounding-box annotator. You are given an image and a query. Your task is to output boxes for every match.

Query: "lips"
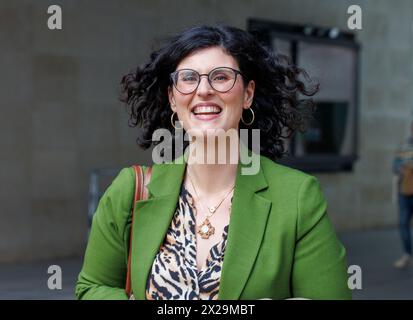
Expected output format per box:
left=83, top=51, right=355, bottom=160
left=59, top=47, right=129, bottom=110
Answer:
left=191, top=103, right=222, bottom=115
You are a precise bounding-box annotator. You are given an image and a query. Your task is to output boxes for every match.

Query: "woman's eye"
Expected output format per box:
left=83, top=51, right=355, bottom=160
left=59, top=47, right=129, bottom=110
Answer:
left=212, top=74, right=229, bottom=81
left=181, top=74, right=197, bottom=82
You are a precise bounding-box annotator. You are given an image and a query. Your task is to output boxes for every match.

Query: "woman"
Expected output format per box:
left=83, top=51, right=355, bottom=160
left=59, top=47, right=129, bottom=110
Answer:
left=392, top=120, right=413, bottom=269
left=76, top=25, right=351, bottom=300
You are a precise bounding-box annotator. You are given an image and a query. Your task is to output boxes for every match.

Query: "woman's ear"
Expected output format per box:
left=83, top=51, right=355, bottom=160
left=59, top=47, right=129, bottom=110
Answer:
left=244, top=80, right=255, bottom=109
left=168, top=87, right=177, bottom=112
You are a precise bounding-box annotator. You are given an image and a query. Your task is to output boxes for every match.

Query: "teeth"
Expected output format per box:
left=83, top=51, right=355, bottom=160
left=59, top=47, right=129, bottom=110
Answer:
left=192, top=106, right=221, bottom=114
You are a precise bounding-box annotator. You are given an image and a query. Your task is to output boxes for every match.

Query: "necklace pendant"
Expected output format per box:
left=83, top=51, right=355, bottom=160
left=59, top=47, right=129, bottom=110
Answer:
left=197, top=218, right=215, bottom=239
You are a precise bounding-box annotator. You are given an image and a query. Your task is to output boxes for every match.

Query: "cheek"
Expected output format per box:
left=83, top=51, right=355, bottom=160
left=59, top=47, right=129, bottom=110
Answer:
left=222, top=89, right=246, bottom=115
left=228, top=82, right=247, bottom=103
left=174, top=93, right=193, bottom=111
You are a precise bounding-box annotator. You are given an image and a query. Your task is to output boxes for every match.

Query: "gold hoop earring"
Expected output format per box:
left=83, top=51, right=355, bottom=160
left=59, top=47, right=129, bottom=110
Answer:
left=241, top=108, right=255, bottom=126
left=171, top=111, right=180, bottom=129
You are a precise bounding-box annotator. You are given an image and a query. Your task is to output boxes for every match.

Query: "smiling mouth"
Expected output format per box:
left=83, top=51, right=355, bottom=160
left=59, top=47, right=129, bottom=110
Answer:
left=191, top=105, right=222, bottom=115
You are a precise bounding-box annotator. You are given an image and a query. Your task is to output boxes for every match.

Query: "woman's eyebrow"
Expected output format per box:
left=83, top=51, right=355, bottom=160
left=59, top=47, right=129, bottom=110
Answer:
left=176, top=66, right=234, bottom=73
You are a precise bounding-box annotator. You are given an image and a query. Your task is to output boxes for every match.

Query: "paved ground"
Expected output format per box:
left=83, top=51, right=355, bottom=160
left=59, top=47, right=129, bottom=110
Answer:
left=0, top=258, right=80, bottom=299
left=339, top=227, right=413, bottom=300
left=0, top=227, right=412, bottom=300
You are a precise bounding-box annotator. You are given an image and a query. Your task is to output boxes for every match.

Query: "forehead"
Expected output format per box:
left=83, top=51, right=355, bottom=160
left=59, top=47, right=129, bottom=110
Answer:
left=176, top=46, right=239, bottom=72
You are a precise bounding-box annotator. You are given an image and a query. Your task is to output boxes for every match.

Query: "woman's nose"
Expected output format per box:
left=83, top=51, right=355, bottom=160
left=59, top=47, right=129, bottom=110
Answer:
left=196, top=76, right=214, bottom=96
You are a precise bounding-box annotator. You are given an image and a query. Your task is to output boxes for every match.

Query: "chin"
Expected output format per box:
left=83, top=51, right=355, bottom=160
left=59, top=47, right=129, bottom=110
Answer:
left=189, top=125, right=236, bottom=139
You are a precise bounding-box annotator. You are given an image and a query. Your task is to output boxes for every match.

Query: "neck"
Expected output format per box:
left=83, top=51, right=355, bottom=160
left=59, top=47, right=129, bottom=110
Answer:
left=184, top=137, right=239, bottom=196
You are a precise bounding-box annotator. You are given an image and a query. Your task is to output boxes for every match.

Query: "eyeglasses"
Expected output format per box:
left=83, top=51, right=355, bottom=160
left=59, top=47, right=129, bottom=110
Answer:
left=170, top=67, right=243, bottom=94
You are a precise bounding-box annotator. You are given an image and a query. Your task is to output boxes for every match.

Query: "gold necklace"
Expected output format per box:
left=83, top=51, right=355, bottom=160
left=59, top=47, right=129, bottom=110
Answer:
left=187, top=171, right=234, bottom=239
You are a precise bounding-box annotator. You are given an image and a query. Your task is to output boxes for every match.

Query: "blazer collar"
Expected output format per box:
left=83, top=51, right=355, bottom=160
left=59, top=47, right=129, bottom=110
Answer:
left=130, top=147, right=272, bottom=300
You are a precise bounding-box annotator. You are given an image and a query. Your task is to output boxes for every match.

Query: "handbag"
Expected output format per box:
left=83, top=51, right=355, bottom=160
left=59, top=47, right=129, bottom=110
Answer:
left=401, top=162, right=413, bottom=196
left=125, top=165, right=152, bottom=299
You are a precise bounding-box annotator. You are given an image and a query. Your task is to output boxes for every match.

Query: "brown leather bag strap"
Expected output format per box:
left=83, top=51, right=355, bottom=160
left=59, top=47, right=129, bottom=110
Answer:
left=125, top=165, right=152, bottom=299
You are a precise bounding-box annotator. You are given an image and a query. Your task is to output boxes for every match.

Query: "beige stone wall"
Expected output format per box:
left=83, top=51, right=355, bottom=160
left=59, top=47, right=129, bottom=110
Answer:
left=1, top=0, right=411, bottom=261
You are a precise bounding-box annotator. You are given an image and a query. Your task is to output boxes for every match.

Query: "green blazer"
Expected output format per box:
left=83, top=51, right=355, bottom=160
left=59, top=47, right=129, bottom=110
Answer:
left=76, top=153, right=352, bottom=300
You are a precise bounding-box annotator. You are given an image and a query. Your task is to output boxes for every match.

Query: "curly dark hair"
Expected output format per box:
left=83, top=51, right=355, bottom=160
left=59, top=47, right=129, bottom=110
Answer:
left=120, top=24, right=318, bottom=161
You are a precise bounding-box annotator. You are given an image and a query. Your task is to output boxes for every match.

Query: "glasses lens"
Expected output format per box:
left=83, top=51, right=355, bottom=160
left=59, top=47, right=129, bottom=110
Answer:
left=209, top=68, right=236, bottom=92
left=175, top=70, right=199, bottom=94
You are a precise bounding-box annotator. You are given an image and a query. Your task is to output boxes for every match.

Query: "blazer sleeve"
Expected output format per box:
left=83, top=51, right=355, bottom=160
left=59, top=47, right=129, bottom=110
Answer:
left=75, top=167, right=136, bottom=300
left=291, top=176, right=352, bottom=300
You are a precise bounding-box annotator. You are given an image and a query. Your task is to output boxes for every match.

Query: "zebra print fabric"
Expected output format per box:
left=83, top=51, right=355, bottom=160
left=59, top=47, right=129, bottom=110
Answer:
left=145, top=183, right=230, bottom=300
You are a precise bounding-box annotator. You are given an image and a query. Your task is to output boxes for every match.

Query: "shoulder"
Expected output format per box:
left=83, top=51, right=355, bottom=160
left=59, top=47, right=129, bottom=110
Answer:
left=92, top=166, right=139, bottom=237
left=259, top=156, right=327, bottom=237
left=104, top=167, right=135, bottom=206
left=260, top=155, right=319, bottom=190
left=102, top=165, right=152, bottom=210
left=111, top=167, right=135, bottom=188
left=103, top=165, right=150, bottom=201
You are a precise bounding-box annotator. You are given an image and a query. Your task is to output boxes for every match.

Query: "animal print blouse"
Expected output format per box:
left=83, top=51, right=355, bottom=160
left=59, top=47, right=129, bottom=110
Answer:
left=145, top=183, right=231, bottom=300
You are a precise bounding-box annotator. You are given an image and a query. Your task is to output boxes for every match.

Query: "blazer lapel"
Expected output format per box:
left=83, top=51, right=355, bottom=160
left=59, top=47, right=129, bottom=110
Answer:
left=218, top=158, right=272, bottom=300
left=130, top=156, right=186, bottom=300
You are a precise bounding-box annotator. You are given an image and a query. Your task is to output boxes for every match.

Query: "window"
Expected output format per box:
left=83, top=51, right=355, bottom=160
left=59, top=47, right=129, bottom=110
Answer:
left=248, top=19, right=360, bottom=172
